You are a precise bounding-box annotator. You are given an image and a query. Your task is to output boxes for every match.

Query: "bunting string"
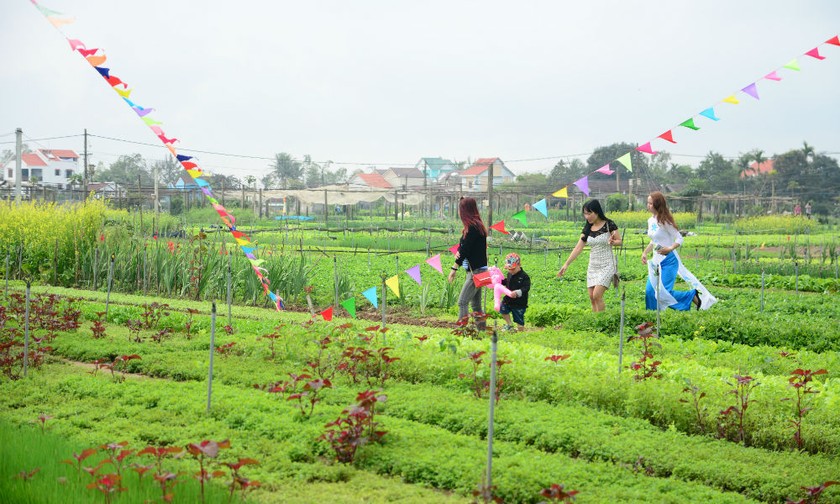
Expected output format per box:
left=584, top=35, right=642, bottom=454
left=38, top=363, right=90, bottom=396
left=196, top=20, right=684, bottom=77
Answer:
left=31, top=0, right=283, bottom=311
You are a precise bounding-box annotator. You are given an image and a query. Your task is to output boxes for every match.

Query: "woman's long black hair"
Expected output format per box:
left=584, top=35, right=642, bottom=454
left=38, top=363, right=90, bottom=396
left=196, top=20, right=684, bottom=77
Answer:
left=581, top=199, right=612, bottom=236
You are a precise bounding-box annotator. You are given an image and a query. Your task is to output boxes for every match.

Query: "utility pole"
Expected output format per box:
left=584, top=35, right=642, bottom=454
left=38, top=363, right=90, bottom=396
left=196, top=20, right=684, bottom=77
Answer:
left=487, top=160, right=495, bottom=234
left=423, top=159, right=428, bottom=219
left=83, top=129, right=89, bottom=199
left=14, top=128, right=22, bottom=205
left=154, top=160, right=160, bottom=215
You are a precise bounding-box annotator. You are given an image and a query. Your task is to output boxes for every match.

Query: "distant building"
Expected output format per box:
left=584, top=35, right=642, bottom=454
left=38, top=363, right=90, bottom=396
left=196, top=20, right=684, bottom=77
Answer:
left=415, top=157, right=458, bottom=181
left=459, top=157, right=516, bottom=192
left=348, top=172, right=393, bottom=190
left=381, top=167, right=425, bottom=189
left=87, top=181, right=124, bottom=198
left=1, top=149, right=79, bottom=188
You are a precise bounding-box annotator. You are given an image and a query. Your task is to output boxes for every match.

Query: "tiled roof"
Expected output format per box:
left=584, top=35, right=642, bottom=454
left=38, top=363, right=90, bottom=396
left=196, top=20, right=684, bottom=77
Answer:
left=41, top=149, right=79, bottom=160
left=21, top=153, right=48, bottom=167
left=741, top=159, right=774, bottom=178
left=356, top=172, right=393, bottom=189
left=388, top=167, right=424, bottom=177
left=462, top=157, right=499, bottom=176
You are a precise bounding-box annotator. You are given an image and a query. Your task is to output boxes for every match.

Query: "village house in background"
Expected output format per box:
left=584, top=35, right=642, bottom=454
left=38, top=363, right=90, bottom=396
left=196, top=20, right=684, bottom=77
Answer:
left=1, top=149, right=79, bottom=188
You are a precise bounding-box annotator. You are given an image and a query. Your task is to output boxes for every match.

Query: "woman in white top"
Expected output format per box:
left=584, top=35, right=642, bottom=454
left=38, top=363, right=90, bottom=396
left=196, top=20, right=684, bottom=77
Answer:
left=641, top=192, right=716, bottom=311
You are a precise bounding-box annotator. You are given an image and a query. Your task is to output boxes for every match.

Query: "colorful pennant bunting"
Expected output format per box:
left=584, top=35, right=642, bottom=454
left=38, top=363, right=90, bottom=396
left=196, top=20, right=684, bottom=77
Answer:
left=723, top=95, right=740, bottom=104
left=385, top=275, right=400, bottom=297
left=405, top=265, right=422, bottom=285
left=764, top=71, right=782, bottom=81
left=595, top=164, right=615, bottom=175
left=699, top=107, right=719, bottom=121
left=805, top=48, right=825, bottom=60
left=320, top=306, right=333, bottom=321
left=552, top=187, right=568, bottom=198
left=616, top=152, right=633, bottom=172
left=362, top=287, right=378, bottom=308
left=741, top=83, right=760, bottom=100
left=511, top=210, right=527, bottom=226
left=340, top=298, right=356, bottom=318
left=657, top=130, right=676, bottom=144
left=572, top=176, right=590, bottom=196
left=679, top=118, right=700, bottom=130
left=636, top=142, right=657, bottom=155
left=448, top=243, right=460, bottom=255
left=783, top=59, right=801, bottom=71
left=532, top=198, right=548, bottom=218
left=490, top=221, right=509, bottom=234
left=425, top=254, right=443, bottom=274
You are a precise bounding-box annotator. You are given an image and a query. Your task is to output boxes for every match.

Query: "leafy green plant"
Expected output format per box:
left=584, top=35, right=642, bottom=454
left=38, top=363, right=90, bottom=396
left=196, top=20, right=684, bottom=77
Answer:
left=783, top=368, right=828, bottom=451
left=627, top=322, right=661, bottom=381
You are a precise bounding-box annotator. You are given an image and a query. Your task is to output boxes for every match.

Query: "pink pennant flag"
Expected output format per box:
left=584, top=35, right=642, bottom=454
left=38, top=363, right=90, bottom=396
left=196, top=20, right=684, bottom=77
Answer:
left=78, top=48, right=99, bottom=57
left=405, top=265, right=422, bottom=285
left=425, top=254, right=443, bottom=274
left=448, top=243, right=460, bottom=255
left=764, top=71, right=782, bottom=81
left=741, top=83, right=760, bottom=100
left=636, top=142, right=657, bottom=155
left=805, top=47, right=826, bottom=60
left=572, top=176, right=590, bottom=196
left=595, top=164, right=614, bottom=175
left=67, top=39, right=86, bottom=51
left=158, top=134, right=178, bottom=145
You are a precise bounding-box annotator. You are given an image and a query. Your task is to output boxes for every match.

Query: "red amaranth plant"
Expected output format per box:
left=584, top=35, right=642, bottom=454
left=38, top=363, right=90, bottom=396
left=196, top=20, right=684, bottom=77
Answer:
left=679, top=379, right=708, bottom=435
left=91, top=311, right=107, bottom=339
left=786, top=481, right=839, bottom=504
left=545, top=354, right=571, bottom=364
left=540, top=483, right=579, bottom=502
left=186, top=439, right=230, bottom=504
left=61, top=448, right=98, bottom=480
left=185, top=308, right=201, bottom=339
left=320, top=390, right=387, bottom=463
left=628, top=322, right=661, bottom=381
left=725, top=374, right=760, bottom=445
left=86, top=473, right=126, bottom=504
left=783, top=368, right=828, bottom=451
left=222, top=458, right=260, bottom=503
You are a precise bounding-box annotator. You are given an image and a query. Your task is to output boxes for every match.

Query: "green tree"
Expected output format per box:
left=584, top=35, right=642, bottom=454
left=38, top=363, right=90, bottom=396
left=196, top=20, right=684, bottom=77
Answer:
left=586, top=142, right=650, bottom=188
left=272, top=152, right=303, bottom=188
left=94, top=154, right=151, bottom=186
left=696, top=151, right=738, bottom=193
left=151, top=156, right=183, bottom=187
left=774, top=143, right=840, bottom=215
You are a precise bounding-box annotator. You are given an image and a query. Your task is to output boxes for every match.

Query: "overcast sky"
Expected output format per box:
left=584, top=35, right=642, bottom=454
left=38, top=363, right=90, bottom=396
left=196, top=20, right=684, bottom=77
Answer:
left=2, top=1, right=839, bottom=182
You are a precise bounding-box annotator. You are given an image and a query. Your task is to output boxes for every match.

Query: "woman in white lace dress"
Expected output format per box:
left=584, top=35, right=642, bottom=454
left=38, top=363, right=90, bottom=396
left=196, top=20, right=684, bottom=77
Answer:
left=558, top=199, right=622, bottom=312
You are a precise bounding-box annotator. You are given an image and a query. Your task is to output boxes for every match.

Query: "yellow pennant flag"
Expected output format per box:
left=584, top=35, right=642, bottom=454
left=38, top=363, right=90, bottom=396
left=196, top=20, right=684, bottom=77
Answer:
left=723, top=95, right=740, bottom=104
left=552, top=187, right=568, bottom=198
left=385, top=275, right=400, bottom=297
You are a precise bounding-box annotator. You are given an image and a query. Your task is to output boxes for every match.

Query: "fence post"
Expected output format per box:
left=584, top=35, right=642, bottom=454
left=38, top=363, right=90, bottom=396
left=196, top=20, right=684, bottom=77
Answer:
left=485, top=325, right=499, bottom=493
left=207, top=302, right=216, bottom=414
left=760, top=270, right=765, bottom=313
left=227, top=254, right=233, bottom=325
left=381, top=274, right=388, bottom=329
left=105, top=254, right=115, bottom=319
left=23, top=281, right=31, bottom=378
left=333, top=256, right=339, bottom=309
left=618, top=289, right=625, bottom=375
left=4, top=250, right=9, bottom=297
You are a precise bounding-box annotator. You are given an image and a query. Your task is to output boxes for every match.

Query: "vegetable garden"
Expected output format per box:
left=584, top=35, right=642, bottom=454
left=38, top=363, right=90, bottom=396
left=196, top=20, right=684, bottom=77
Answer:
left=1, top=200, right=838, bottom=503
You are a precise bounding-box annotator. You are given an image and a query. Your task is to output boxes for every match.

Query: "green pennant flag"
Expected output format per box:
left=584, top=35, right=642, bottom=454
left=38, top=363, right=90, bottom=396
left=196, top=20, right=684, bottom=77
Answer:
left=783, top=59, right=801, bottom=71
left=511, top=210, right=527, bottom=227
left=340, top=297, right=356, bottom=318
left=616, top=152, right=633, bottom=172
left=679, top=118, right=700, bottom=130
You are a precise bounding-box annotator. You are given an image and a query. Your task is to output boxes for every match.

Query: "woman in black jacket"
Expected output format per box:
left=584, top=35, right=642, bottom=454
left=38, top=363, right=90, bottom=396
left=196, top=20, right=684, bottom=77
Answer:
left=447, top=197, right=488, bottom=330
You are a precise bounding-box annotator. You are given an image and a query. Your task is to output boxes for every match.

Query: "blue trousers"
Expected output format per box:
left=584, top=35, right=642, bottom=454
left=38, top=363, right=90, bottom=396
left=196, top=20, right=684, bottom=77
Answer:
left=645, top=252, right=696, bottom=311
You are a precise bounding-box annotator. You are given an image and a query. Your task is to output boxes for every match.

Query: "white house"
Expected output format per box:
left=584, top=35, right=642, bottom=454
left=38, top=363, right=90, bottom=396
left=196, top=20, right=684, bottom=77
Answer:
left=414, top=157, right=458, bottom=182
left=381, top=167, right=425, bottom=189
left=1, top=149, right=80, bottom=188
left=459, top=157, right=516, bottom=192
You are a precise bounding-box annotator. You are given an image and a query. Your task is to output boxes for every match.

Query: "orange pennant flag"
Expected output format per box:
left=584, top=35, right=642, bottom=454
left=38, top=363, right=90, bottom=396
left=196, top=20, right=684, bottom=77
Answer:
left=86, top=54, right=106, bottom=67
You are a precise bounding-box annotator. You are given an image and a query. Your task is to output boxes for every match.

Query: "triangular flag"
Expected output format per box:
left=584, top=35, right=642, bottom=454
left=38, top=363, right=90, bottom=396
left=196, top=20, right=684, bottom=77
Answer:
left=85, top=55, right=106, bottom=67
left=679, top=118, right=700, bottom=130
left=572, top=176, right=590, bottom=196
left=362, top=287, right=378, bottom=308
left=699, top=108, right=719, bottom=121
left=783, top=59, right=800, bottom=71
left=595, top=164, right=614, bottom=175
left=552, top=187, right=568, bottom=198
left=636, top=142, right=657, bottom=155
left=385, top=275, right=400, bottom=297
left=826, top=35, right=840, bottom=46
left=405, top=265, right=422, bottom=285
left=741, top=83, right=760, bottom=100
left=616, top=152, right=633, bottom=172
left=657, top=130, right=676, bottom=144
left=533, top=198, right=548, bottom=218
left=490, top=221, right=509, bottom=234
left=425, top=254, right=443, bottom=273
left=448, top=243, right=460, bottom=255
left=340, top=298, right=356, bottom=318
left=48, top=17, right=74, bottom=28
left=320, top=306, right=333, bottom=321
left=805, top=47, right=825, bottom=60
left=723, top=95, right=740, bottom=104
left=68, top=39, right=86, bottom=51
left=764, top=71, right=782, bottom=81
left=511, top=210, right=527, bottom=226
